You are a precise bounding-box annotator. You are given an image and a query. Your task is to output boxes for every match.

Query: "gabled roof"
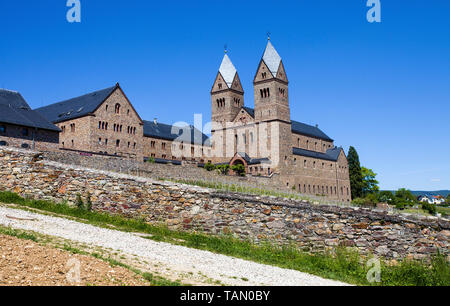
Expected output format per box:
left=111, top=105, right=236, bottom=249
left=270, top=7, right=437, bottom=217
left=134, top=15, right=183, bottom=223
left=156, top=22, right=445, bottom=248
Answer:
left=293, top=147, right=342, bottom=162
left=35, top=85, right=117, bottom=123
left=262, top=41, right=282, bottom=77
left=242, top=106, right=255, bottom=118
left=143, top=120, right=210, bottom=146
left=291, top=120, right=333, bottom=141
left=218, top=54, right=237, bottom=88
left=0, top=89, right=29, bottom=108
left=0, top=89, right=60, bottom=132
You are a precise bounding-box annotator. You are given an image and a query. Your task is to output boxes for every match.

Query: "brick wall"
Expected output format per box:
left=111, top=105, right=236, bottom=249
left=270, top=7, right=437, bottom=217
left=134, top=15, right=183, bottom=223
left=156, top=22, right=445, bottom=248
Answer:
left=0, top=123, right=59, bottom=152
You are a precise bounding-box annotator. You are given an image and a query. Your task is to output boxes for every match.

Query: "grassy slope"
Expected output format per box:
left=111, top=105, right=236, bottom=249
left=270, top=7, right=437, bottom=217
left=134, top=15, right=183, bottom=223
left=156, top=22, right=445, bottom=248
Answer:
left=0, top=190, right=448, bottom=286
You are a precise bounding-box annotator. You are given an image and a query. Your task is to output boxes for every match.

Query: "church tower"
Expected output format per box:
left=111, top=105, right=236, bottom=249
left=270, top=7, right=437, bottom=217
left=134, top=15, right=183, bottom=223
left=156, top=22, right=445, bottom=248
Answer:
left=253, top=40, right=290, bottom=123
left=211, top=52, right=244, bottom=124
left=253, top=39, right=292, bottom=171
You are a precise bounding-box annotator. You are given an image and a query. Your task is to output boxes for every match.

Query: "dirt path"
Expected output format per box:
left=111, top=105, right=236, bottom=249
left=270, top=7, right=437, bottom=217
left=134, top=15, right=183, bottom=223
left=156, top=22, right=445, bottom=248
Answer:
left=0, top=234, right=149, bottom=286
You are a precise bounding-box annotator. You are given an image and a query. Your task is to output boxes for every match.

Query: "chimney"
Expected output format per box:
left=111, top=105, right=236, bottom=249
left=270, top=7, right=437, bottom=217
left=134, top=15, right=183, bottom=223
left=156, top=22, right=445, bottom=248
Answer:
left=315, top=124, right=319, bottom=128
left=153, top=118, right=157, bottom=125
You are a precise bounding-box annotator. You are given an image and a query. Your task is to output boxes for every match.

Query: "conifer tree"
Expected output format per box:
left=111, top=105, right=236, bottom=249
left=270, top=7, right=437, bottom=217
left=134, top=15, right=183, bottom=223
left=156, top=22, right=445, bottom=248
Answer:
left=347, top=146, right=363, bottom=198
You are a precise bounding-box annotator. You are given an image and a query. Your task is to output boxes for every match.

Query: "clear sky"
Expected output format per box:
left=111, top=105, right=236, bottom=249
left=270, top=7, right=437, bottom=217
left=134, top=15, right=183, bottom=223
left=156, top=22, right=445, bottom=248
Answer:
left=1, top=1, right=449, bottom=191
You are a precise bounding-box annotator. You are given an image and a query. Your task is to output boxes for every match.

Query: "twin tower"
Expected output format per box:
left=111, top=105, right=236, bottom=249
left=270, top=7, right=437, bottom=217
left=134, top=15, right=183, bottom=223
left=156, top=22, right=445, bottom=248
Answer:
left=211, top=40, right=290, bottom=125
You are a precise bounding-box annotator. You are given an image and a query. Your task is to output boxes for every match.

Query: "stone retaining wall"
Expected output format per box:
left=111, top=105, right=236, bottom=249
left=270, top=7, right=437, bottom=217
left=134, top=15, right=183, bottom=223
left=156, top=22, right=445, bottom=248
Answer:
left=1, top=148, right=448, bottom=260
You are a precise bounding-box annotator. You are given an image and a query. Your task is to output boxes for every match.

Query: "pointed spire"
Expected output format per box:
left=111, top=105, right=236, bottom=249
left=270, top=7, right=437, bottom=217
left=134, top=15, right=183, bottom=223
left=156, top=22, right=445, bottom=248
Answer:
left=219, top=53, right=237, bottom=88
left=262, top=41, right=282, bottom=77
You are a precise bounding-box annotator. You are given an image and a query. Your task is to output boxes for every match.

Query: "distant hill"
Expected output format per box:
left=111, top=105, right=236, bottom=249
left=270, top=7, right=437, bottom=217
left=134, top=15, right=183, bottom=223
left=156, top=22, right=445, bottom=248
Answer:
left=385, top=190, right=450, bottom=197
left=410, top=190, right=450, bottom=197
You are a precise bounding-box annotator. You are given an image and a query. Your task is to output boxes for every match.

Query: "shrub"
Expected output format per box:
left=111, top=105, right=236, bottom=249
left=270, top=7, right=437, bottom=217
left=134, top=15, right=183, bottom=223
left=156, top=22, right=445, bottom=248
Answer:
left=216, top=164, right=230, bottom=175
left=146, top=157, right=155, bottom=164
left=231, top=164, right=246, bottom=176
left=75, top=193, right=84, bottom=209
left=395, top=202, right=406, bottom=210
left=85, top=192, right=93, bottom=211
left=204, top=162, right=215, bottom=171
left=352, top=193, right=378, bottom=207
left=422, top=203, right=437, bottom=215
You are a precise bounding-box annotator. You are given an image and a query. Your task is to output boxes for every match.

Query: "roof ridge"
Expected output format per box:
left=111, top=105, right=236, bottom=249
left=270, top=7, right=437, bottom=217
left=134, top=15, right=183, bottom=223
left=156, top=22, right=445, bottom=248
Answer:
left=0, top=88, right=19, bottom=93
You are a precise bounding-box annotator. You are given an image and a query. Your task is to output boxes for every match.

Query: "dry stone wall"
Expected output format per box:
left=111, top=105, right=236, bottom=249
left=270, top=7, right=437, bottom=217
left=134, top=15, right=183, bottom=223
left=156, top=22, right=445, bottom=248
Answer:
left=0, top=147, right=448, bottom=260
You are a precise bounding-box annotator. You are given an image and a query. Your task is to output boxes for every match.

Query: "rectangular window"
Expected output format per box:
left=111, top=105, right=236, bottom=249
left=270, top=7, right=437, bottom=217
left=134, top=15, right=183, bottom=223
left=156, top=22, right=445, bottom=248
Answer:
left=0, top=125, right=6, bottom=133
left=22, top=128, right=29, bottom=136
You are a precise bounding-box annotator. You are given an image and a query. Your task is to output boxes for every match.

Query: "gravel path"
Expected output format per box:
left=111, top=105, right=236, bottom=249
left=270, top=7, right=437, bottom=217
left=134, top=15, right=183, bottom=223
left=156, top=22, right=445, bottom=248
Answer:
left=0, top=205, right=349, bottom=286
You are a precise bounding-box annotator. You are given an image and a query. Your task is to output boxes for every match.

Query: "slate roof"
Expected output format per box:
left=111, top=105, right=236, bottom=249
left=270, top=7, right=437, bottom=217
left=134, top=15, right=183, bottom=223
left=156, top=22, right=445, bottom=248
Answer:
left=291, top=120, right=333, bottom=141
left=242, top=107, right=255, bottom=118
left=236, top=152, right=271, bottom=165
left=35, top=85, right=117, bottom=123
left=293, top=147, right=342, bottom=162
left=219, top=54, right=237, bottom=88
left=238, top=106, right=333, bottom=141
left=143, top=120, right=210, bottom=146
left=0, top=89, right=60, bottom=132
left=262, top=41, right=282, bottom=77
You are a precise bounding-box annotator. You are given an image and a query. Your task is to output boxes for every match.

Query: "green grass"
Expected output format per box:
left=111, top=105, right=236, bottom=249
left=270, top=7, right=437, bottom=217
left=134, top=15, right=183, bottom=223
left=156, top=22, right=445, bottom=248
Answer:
left=0, top=226, right=38, bottom=242
left=0, top=190, right=448, bottom=286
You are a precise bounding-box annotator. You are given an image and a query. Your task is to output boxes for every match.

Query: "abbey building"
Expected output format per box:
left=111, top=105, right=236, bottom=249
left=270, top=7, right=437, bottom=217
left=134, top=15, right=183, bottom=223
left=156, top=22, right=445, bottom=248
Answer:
left=209, top=40, right=351, bottom=201
left=0, top=39, right=351, bottom=201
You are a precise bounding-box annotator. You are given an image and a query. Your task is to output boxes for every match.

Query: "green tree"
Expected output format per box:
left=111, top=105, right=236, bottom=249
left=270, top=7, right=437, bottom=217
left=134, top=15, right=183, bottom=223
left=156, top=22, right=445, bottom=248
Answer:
left=361, top=167, right=379, bottom=196
left=395, top=188, right=416, bottom=203
left=446, top=194, right=450, bottom=205
left=347, top=146, right=363, bottom=198
left=378, top=190, right=395, bottom=204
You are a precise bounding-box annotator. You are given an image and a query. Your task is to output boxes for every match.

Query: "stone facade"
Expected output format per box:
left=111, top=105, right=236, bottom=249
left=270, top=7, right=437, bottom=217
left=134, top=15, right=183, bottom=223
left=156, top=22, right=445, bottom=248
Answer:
left=0, top=147, right=448, bottom=260
left=0, top=123, right=59, bottom=152
left=56, top=87, right=144, bottom=160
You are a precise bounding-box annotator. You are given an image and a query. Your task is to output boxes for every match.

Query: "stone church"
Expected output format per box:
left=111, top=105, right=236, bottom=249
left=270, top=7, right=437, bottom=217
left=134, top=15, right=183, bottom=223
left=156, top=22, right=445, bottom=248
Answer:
left=209, top=40, right=351, bottom=201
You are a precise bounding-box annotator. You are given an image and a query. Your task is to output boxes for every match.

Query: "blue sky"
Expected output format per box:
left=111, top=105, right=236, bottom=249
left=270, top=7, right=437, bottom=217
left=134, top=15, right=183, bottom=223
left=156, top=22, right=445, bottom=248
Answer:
left=0, top=1, right=449, bottom=191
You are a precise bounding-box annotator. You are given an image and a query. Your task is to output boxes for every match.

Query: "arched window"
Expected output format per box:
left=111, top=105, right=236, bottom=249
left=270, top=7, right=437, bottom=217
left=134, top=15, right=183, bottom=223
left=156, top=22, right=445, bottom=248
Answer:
left=99, top=121, right=101, bottom=129
left=115, top=103, right=121, bottom=114
left=267, top=88, right=270, bottom=97
left=260, top=89, right=263, bottom=98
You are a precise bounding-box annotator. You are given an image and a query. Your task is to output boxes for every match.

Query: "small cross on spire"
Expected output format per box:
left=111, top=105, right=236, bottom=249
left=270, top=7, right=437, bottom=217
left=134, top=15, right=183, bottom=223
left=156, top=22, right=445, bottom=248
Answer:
left=224, top=44, right=228, bottom=54
left=267, top=32, right=271, bottom=41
